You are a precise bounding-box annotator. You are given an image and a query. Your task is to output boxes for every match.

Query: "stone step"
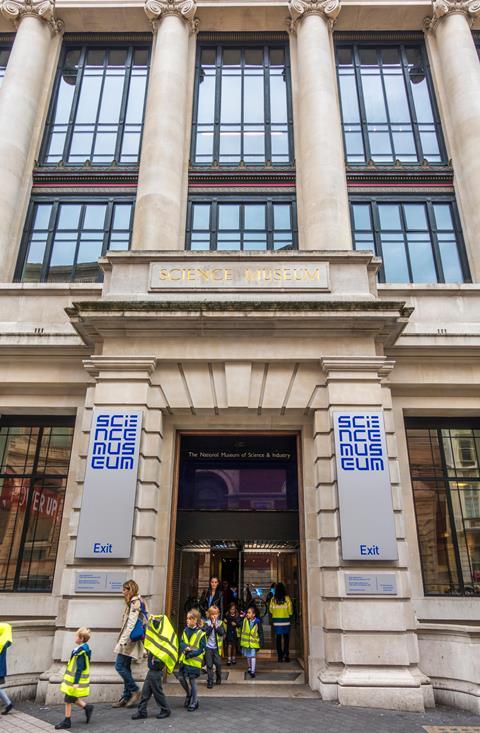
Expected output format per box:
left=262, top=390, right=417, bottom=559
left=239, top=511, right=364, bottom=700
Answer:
left=164, top=683, right=319, bottom=698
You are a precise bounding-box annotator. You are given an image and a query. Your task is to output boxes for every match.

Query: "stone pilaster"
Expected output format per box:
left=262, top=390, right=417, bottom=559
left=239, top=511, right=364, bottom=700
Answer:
left=288, top=0, right=352, bottom=251
left=311, top=356, right=432, bottom=710
left=424, top=0, right=480, bottom=281
left=0, top=0, right=63, bottom=282
left=131, top=0, right=198, bottom=251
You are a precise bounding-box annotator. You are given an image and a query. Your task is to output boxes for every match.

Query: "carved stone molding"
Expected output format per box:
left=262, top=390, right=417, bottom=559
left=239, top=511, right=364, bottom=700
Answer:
left=288, top=0, right=341, bottom=32
left=0, top=0, right=63, bottom=33
left=425, top=0, right=480, bottom=31
left=144, top=0, right=198, bottom=33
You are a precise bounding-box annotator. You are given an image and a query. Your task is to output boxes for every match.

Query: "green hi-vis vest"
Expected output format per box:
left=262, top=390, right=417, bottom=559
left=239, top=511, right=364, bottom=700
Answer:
left=144, top=614, right=179, bottom=674
left=240, top=617, right=260, bottom=649
left=60, top=650, right=90, bottom=698
left=179, top=628, right=206, bottom=669
left=0, top=623, right=12, bottom=655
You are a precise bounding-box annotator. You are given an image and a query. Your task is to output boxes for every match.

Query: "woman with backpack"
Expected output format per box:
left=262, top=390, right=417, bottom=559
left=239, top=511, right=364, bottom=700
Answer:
left=112, top=579, right=148, bottom=709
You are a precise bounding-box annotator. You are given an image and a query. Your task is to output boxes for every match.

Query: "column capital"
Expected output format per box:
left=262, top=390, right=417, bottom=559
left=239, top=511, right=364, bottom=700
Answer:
left=144, top=0, right=198, bottom=33
left=1, top=0, right=63, bottom=33
left=288, top=0, right=341, bottom=32
left=425, top=0, right=480, bottom=31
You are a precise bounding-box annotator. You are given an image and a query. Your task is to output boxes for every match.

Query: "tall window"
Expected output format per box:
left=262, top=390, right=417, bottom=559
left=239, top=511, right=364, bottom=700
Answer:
left=41, top=45, right=150, bottom=165
left=192, top=45, right=293, bottom=166
left=336, top=45, right=445, bottom=164
left=187, top=198, right=297, bottom=251
left=17, top=198, right=134, bottom=283
left=0, top=46, right=11, bottom=88
left=351, top=198, right=468, bottom=283
left=0, top=418, right=74, bottom=592
left=406, top=420, right=480, bottom=596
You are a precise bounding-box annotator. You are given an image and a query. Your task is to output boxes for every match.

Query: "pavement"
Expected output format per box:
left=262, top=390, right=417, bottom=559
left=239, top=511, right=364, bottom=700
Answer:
left=3, top=696, right=480, bottom=733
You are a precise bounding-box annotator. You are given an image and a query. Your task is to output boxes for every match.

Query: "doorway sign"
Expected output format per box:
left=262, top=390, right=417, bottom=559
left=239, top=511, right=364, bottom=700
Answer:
left=75, top=409, right=142, bottom=559
left=333, top=411, right=398, bottom=561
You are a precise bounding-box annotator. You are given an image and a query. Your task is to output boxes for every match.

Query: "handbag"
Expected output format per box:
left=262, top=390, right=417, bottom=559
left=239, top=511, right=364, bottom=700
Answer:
left=130, top=600, right=148, bottom=641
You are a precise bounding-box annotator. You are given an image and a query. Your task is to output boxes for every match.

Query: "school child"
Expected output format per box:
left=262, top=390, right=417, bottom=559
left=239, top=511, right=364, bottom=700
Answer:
left=131, top=613, right=178, bottom=720
left=224, top=602, right=242, bottom=666
left=178, top=609, right=206, bottom=712
left=240, top=604, right=264, bottom=679
left=0, top=623, right=13, bottom=715
left=204, top=606, right=225, bottom=688
left=55, top=628, right=93, bottom=730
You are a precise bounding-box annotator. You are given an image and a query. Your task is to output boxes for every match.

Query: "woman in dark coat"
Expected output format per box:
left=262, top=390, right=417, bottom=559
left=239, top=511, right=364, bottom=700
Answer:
left=200, top=576, right=224, bottom=618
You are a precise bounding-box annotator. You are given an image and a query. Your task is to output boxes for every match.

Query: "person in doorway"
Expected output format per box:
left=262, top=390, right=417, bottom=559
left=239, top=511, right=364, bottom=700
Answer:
left=112, top=579, right=148, bottom=708
left=221, top=579, right=233, bottom=610
left=224, top=602, right=242, bottom=665
left=200, top=576, right=223, bottom=618
left=178, top=609, right=206, bottom=712
left=269, top=581, right=293, bottom=663
left=204, top=605, right=225, bottom=688
left=240, top=605, right=264, bottom=679
left=55, top=627, right=93, bottom=730
left=266, top=583, right=276, bottom=626
left=0, top=622, right=13, bottom=715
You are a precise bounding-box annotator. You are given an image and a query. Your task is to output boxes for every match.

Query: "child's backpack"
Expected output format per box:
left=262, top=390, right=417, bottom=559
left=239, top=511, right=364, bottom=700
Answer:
left=130, top=599, right=149, bottom=641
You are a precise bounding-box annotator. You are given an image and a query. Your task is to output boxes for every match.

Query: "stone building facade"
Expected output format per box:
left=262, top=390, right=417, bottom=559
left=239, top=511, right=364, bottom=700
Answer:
left=0, top=0, right=479, bottom=715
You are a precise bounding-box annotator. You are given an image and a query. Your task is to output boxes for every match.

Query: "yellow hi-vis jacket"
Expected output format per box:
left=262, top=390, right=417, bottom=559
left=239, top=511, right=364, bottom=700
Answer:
left=0, top=623, right=12, bottom=655
left=60, top=647, right=90, bottom=698
left=144, top=614, right=178, bottom=674
left=240, top=617, right=260, bottom=649
left=179, top=628, right=206, bottom=669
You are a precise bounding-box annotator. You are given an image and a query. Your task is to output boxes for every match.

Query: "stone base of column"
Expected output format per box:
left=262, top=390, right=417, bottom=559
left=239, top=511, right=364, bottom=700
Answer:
left=318, top=665, right=433, bottom=711
left=37, top=662, right=148, bottom=705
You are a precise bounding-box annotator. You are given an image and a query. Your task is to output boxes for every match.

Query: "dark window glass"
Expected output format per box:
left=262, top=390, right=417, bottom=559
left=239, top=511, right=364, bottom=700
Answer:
left=406, top=423, right=480, bottom=596
left=17, top=199, right=134, bottom=283
left=179, top=435, right=298, bottom=511
left=0, top=419, right=75, bottom=592
left=192, top=45, right=293, bottom=165
left=187, top=198, right=297, bottom=251
left=42, top=45, right=150, bottom=166
left=336, top=44, right=445, bottom=164
left=0, top=46, right=11, bottom=88
left=351, top=199, right=468, bottom=283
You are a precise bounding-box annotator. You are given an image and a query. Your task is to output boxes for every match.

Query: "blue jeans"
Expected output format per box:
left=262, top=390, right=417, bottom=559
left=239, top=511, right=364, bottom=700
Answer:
left=115, top=654, right=139, bottom=700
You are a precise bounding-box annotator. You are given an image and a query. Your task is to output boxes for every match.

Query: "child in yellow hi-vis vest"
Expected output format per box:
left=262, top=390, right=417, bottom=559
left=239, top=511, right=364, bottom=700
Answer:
left=178, top=609, right=206, bottom=712
left=240, top=605, right=264, bottom=679
left=0, top=622, right=13, bottom=715
left=55, top=628, right=93, bottom=730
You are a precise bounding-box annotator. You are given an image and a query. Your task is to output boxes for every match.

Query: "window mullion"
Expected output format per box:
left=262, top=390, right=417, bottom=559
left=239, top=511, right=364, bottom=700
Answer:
left=42, top=201, right=59, bottom=283
left=352, top=45, right=371, bottom=162
left=64, top=46, right=87, bottom=163
left=399, top=202, right=414, bottom=283
left=214, top=46, right=222, bottom=163
left=427, top=199, right=445, bottom=283
left=370, top=201, right=385, bottom=282
left=437, top=429, right=466, bottom=595
left=264, top=46, right=272, bottom=164
left=400, top=44, right=423, bottom=162
left=115, top=46, right=132, bottom=163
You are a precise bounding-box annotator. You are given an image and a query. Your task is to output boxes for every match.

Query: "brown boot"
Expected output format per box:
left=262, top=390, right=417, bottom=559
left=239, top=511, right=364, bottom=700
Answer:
left=111, top=698, right=127, bottom=709
left=125, top=691, right=141, bottom=708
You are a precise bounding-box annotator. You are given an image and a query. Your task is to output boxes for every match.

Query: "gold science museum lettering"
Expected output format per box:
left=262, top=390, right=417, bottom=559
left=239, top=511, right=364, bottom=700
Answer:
left=157, top=266, right=323, bottom=283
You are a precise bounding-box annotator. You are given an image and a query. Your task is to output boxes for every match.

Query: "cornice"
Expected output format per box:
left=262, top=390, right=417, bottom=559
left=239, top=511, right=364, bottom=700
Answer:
left=1, top=0, right=63, bottom=34
left=320, top=356, right=396, bottom=378
left=33, top=165, right=139, bottom=187
left=83, top=356, right=157, bottom=378
left=288, top=0, right=341, bottom=33
left=144, top=0, right=198, bottom=33
left=425, top=0, right=480, bottom=32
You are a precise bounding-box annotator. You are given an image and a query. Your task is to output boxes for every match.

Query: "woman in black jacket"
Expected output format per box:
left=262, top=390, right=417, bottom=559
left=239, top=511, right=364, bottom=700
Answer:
left=200, top=576, right=224, bottom=618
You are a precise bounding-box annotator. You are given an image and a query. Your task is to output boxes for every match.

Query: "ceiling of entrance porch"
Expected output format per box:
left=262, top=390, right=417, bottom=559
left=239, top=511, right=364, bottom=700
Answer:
left=151, top=360, right=324, bottom=414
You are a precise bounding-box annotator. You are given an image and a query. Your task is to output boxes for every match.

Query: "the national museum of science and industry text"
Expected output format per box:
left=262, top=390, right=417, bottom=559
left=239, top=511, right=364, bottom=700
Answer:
left=0, top=0, right=479, bottom=714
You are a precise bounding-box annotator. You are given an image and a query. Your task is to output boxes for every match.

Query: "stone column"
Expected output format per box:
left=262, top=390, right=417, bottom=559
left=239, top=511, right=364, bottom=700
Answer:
left=312, top=357, right=432, bottom=710
left=288, top=0, right=352, bottom=251
left=0, top=0, right=63, bottom=281
left=132, top=0, right=198, bottom=252
left=425, top=0, right=480, bottom=281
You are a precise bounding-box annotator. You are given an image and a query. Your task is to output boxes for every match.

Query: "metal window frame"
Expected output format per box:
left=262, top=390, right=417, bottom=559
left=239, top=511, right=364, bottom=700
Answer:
left=186, top=194, right=298, bottom=251
left=335, top=41, right=447, bottom=165
left=39, top=41, right=151, bottom=168
left=191, top=42, right=294, bottom=167
left=404, top=418, right=480, bottom=597
left=15, top=195, right=135, bottom=283
left=0, top=416, right=75, bottom=593
left=349, top=194, right=471, bottom=284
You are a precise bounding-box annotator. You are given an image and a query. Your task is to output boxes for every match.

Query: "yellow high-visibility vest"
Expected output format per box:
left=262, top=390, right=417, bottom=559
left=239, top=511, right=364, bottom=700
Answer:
left=0, top=623, right=12, bottom=655
left=240, top=617, right=260, bottom=649
left=60, top=650, right=90, bottom=698
left=144, top=615, right=178, bottom=674
left=206, top=620, right=226, bottom=654
left=179, top=628, right=206, bottom=669
left=269, top=596, right=293, bottom=629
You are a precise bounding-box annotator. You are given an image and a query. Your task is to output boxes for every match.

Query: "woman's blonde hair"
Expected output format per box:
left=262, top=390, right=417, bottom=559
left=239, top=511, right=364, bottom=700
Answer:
left=186, top=608, right=203, bottom=627
left=123, top=579, right=139, bottom=603
left=76, top=627, right=91, bottom=642
left=206, top=605, right=220, bottom=619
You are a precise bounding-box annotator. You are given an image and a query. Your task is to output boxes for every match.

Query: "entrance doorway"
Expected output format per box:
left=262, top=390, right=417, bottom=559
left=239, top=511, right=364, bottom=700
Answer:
left=169, top=433, right=305, bottom=664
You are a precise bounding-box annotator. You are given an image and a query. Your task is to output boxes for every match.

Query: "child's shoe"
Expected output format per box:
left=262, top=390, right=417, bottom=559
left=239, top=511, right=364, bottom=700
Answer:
left=250, top=672, right=256, bottom=679
left=131, top=712, right=147, bottom=720
left=187, top=701, right=199, bottom=712
left=227, top=660, right=231, bottom=666
left=232, top=658, right=236, bottom=665
left=184, top=695, right=191, bottom=708
left=55, top=719, right=71, bottom=730
left=207, top=680, right=213, bottom=689
left=1, top=703, right=13, bottom=716
left=85, top=704, right=94, bottom=723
